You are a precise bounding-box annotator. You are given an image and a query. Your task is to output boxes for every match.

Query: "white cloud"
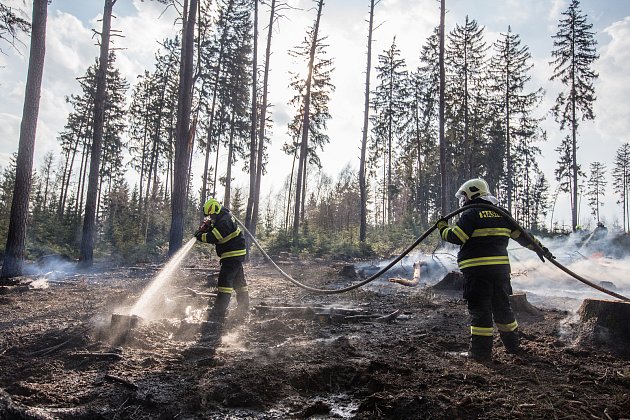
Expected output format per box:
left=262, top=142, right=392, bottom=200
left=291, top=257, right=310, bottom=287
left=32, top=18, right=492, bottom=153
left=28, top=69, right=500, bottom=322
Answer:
left=594, top=16, right=630, bottom=143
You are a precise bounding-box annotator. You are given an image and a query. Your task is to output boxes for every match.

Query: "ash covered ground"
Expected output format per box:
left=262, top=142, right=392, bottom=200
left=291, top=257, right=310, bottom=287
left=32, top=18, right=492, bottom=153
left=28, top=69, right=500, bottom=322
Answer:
left=1, top=240, right=630, bottom=419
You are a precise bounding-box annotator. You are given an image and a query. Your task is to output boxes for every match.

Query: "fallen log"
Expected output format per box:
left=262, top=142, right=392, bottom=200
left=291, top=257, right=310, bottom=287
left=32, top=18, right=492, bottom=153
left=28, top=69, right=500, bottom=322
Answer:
left=388, top=261, right=423, bottom=287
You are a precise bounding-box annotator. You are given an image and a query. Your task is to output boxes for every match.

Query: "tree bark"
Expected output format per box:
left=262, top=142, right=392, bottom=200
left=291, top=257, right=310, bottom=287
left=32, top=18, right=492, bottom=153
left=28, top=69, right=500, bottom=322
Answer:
left=79, top=0, right=116, bottom=267
left=1, top=0, right=48, bottom=279
left=245, top=0, right=258, bottom=242
left=359, top=0, right=376, bottom=242
left=292, top=0, right=323, bottom=244
left=168, top=0, right=197, bottom=255
left=250, top=0, right=276, bottom=245
left=438, top=0, right=447, bottom=214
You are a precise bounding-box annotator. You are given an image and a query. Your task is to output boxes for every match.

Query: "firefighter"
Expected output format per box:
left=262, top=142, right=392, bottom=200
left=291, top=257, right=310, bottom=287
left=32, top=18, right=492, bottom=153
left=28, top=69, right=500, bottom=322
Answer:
left=194, top=197, right=249, bottom=335
left=436, top=178, right=553, bottom=361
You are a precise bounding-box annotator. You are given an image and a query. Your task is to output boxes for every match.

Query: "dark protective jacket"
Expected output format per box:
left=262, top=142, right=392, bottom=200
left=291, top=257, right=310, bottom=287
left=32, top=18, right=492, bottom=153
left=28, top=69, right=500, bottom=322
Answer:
left=438, top=198, right=535, bottom=272
left=199, top=207, right=246, bottom=260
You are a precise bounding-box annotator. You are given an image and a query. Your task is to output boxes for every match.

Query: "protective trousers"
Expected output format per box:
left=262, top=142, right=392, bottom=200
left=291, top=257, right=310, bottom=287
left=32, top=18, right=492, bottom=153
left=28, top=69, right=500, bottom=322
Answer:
left=209, top=257, right=249, bottom=324
left=463, top=268, right=519, bottom=359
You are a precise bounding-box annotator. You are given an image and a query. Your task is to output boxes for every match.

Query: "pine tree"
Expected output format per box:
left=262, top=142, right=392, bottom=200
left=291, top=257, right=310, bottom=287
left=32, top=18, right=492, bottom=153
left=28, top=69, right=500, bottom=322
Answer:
left=406, top=28, right=440, bottom=226
left=445, top=16, right=489, bottom=199
left=169, top=0, right=198, bottom=255
left=586, top=161, right=606, bottom=224
left=490, top=26, right=543, bottom=213
left=285, top=0, right=334, bottom=243
left=369, top=37, right=407, bottom=226
left=128, top=37, right=180, bottom=240
left=550, top=0, right=599, bottom=231
left=358, top=0, right=378, bottom=242
left=2, top=0, right=48, bottom=279
left=80, top=0, right=118, bottom=266
left=612, top=143, right=630, bottom=232
left=0, top=2, right=30, bottom=53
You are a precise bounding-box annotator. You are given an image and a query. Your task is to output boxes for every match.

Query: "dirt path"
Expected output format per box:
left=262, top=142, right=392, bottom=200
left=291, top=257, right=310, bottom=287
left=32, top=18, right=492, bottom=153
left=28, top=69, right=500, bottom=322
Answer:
left=1, top=258, right=629, bottom=419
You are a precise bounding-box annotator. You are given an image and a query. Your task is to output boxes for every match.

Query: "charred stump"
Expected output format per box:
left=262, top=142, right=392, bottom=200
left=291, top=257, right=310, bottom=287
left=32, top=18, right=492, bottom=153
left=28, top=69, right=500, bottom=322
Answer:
left=576, top=299, right=630, bottom=354
left=339, top=264, right=358, bottom=278
left=431, top=271, right=464, bottom=291
left=509, top=292, right=542, bottom=316
left=109, top=314, right=143, bottom=345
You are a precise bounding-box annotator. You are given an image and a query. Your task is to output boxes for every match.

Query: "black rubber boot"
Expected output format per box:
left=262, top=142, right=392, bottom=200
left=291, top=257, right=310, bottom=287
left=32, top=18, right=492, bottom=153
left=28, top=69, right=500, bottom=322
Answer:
left=469, top=335, right=493, bottom=362
left=500, top=329, right=520, bottom=354
left=201, top=293, right=231, bottom=339
left=233, top=290, right=250, bottom=323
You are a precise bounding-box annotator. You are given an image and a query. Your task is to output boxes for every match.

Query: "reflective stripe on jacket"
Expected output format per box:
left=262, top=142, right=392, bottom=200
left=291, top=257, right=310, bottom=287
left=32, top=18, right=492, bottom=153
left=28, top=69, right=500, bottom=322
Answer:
left=439, top=199, right=535, bottom=271
left=201, top=208, right=247, bottom=260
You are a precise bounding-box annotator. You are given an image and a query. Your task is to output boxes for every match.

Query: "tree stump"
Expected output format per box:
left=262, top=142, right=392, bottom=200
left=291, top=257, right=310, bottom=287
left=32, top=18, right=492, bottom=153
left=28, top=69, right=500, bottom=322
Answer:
left=509, top=292, right=542, bottom=316
left=576, top=299, right=630, bottom=352
left=431, top=271, right=464, bottom=291
left=340, top=264, right=358, bottom=278
left=109, top=314, right=143, bottom=345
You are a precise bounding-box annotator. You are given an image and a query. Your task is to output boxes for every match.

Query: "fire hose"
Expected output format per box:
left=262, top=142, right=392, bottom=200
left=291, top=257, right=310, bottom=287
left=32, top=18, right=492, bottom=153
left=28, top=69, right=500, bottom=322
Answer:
left=234, top=203, right=629, bottom=301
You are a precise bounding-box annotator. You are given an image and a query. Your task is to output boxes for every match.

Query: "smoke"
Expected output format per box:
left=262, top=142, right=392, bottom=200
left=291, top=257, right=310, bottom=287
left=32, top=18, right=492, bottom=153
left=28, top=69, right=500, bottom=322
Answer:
left=357, top=231, right=630, bottom=312
left=509, top=232, right=630, bottom=311
left=23, top=254, right=78, bottom=278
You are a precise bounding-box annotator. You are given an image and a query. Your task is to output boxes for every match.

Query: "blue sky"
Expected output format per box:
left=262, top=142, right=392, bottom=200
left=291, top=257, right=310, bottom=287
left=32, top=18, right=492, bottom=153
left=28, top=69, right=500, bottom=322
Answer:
left=1, top=0, right=629, bottom=230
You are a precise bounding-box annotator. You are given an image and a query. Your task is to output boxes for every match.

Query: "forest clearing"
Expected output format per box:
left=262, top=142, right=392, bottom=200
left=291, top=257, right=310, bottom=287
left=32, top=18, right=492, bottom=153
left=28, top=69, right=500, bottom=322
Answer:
left=1, top=229, right=630, bottom=419
left=2, top=1, right=630, bottom=418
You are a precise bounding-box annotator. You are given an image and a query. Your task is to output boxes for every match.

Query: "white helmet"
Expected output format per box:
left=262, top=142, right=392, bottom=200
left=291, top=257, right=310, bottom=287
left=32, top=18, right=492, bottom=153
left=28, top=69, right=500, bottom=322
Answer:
left=455, top=178, right=491, bottom=205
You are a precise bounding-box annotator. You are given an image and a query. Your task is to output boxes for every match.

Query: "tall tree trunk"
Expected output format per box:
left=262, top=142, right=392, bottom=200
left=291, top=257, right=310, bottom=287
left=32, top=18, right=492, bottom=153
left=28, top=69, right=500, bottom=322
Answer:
left=77, top=139, right=89, bottom=217
left=438, top=0, right=447, bottom=214
left=79, top=0, right=116, bottom=267
left=168, top=0, right=197, bottom=255
left=359, top=0, right=375, bottom=242
left=250, top=0, right=276, bottom=244
left=1, top=0, right=48, bottom=279
left=245, top=0, right=259, bottom=237
left=571, top=66, right=578, bottom=231
left=200, top=17, right=230, bottom=214
left=223, top=112, right=236, bottom=208
left=505, top=35, right=512, bottom=213
left=292, top=0, right=323, bottom=244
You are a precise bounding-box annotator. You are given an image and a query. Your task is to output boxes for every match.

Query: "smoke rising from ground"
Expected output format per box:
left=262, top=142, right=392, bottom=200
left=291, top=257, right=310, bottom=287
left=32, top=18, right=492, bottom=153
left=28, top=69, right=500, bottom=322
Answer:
left=361, top=231, right=630, bottom=312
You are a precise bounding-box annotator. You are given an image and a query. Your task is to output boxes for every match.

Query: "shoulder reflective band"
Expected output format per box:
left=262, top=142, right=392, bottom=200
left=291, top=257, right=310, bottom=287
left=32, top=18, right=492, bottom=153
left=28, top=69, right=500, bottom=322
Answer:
left=212, top=227, right=241, bottom=244
left=442, top=225, right=469, bottom=243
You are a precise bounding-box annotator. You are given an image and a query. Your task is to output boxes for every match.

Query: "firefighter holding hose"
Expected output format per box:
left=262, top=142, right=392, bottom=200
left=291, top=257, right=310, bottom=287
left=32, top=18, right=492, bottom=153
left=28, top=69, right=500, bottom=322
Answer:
left=436, top=178, right=554, bottom=362
left=194, top=197, right=249, bottom=336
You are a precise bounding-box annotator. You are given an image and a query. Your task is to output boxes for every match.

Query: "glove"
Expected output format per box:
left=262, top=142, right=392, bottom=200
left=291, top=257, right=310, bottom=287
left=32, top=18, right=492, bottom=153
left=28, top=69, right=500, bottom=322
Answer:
left=535, top=244, right=554, bottom=262
left=197, top=218, right=213, bottom=234
left=436, top=217, right=448, bottom=231
left=194, top=230, right=205, bottom=242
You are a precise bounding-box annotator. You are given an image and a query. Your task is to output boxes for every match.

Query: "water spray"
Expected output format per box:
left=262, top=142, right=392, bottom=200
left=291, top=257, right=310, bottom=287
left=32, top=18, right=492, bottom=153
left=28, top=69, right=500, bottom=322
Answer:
left=129, top=237, right=198, bottom=320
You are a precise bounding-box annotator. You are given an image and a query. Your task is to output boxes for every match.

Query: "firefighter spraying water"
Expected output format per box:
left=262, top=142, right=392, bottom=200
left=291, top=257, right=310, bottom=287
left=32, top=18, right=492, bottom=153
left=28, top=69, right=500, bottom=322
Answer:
left=193, top=197, right=249, bottom=338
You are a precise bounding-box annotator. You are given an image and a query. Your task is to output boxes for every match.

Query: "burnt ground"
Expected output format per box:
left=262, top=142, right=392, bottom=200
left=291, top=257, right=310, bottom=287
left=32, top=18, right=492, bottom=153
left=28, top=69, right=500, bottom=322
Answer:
left=0, top=256, right=629, bottom=420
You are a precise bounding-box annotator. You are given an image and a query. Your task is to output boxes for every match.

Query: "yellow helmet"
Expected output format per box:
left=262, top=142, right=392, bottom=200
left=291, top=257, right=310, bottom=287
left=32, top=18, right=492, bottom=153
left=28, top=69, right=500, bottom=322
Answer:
left=203, top=197, right=222, bottom=216
left=455, top=178, right=490, bottom=201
